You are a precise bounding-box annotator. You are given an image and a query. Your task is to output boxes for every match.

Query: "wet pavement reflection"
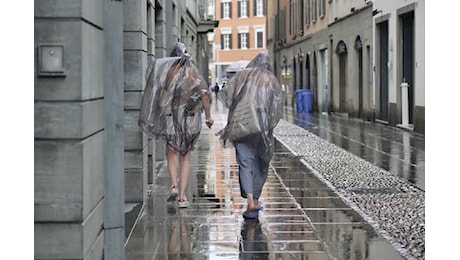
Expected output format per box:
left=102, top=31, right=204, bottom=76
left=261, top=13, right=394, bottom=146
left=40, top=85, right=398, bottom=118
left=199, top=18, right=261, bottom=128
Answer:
left=125, top=101, right=412, bottom=259
left=286, top=107, right=424, bottom=191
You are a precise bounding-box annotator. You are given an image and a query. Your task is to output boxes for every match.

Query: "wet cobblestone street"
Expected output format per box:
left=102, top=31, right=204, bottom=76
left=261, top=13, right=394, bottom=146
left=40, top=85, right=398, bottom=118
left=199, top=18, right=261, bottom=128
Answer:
left=125, top=101, right=424, bottom=259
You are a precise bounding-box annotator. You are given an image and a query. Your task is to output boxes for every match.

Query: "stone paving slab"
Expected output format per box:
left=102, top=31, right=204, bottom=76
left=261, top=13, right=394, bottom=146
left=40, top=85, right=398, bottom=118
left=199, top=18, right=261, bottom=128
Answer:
left=125, top=103, right=415, bottom=260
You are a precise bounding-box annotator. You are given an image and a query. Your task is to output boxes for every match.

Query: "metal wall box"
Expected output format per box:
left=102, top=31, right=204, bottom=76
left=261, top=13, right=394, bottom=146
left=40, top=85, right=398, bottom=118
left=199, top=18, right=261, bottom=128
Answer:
left=38, top=44, right=65, bottom=77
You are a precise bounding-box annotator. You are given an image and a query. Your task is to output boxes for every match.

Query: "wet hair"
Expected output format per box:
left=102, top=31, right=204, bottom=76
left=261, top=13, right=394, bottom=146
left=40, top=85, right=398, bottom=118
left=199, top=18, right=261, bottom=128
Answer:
left=170, top=42, right=187, bottom=57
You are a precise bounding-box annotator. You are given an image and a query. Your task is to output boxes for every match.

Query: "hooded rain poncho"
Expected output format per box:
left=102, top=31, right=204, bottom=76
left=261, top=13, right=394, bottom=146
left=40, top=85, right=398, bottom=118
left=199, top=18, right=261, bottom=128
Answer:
left=217, top=52, right=284, bottom=163
left=138, top=43, right=209, bottom=154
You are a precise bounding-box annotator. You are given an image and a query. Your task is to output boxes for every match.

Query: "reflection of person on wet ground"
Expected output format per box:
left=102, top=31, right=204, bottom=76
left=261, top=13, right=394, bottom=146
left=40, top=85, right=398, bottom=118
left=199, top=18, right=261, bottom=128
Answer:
left=168, top=212, right=192, bottom=260
left=240, top=219, right=269, bottom=259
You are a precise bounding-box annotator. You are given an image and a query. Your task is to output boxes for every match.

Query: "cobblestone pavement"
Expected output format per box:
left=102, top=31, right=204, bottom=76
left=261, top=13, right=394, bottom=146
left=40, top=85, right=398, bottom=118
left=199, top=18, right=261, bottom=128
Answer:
left=283, top=107, right=425, bottom=191
left=125, top=101, right=423, bottom=259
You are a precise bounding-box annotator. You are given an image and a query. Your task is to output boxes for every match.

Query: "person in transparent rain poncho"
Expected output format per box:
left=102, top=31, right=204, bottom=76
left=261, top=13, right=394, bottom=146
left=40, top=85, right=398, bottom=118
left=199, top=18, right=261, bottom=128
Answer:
left=217, top=52, right=283, bottom=219
left=138, top=42, right=214, bottom=208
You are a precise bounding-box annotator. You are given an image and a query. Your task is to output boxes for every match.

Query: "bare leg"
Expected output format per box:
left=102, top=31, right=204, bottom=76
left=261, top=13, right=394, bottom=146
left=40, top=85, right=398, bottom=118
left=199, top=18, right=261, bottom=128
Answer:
left=253, top=198, right=259, bottom=208
left=179, top=151, right=192, bottom=200
left=179, top=213, right=192, bottom=259
left=167, top=146, right=180, bottom=202
left=167, top=146, right=179, bottom=187
left=246, top=193, right=256, bottom=210
left=168, top=220, right=179, bottom=260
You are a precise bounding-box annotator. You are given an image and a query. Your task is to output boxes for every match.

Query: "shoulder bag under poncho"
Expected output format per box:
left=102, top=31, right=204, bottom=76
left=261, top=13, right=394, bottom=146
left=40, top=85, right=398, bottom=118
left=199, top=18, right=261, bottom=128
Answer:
left=217, top=52, right=284, bottom=160
left=138, top=55, right=209, bottom=154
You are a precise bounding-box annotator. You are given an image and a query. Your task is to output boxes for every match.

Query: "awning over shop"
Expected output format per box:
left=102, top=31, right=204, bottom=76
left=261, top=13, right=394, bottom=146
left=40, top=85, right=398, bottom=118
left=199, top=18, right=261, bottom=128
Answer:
left=224, top=60, right=249, bottom=72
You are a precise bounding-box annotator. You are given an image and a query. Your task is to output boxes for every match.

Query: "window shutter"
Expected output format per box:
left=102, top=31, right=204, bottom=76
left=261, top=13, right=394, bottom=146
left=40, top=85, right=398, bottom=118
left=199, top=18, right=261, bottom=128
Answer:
left=263, top=0, right=266, bottom=16
left=229, top=3, right=232, bottom=18
left=229, top=34, right=232, bottom=49
left=238, top=33, right=241, bottom=49
left=247, top=33, right=250, bottom=49
left=254, top=0, right=257, bottom=16
left=221, top=34, right=224, bottom=49
left=238, top=1, right=241, bottom=17
left=221, top=3, right=224, bottom=18
left=257, top=32, right=263, bottom=48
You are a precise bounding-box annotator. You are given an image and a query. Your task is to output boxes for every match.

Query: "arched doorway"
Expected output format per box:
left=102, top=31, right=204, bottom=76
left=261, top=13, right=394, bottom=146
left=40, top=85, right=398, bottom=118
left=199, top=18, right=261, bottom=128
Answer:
left=293, top=57, right=297, bottom=92
left=336, top=41, right=347, bottom=113
left=378, top=21, right=389, bottom=122
left=299, top=54, right=303, bottom=90
left=355, top=36, right=363, bottom=118
left=401, top=11, right=415, bottom=125
left=305, top=53, right=311, bottom=89
left=318, top=48, right=329, bottom=113
left=305, top=53, right=312, bottom=110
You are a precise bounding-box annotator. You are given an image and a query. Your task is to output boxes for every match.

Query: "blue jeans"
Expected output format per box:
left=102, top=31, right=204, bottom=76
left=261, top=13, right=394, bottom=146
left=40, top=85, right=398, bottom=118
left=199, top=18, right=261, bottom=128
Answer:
left=234, top=134, right=269, bottom=199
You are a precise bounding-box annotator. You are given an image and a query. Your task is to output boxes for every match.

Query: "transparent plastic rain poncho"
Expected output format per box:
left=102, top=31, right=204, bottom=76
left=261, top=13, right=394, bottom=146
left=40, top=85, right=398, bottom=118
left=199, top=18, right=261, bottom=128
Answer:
left=138, top=43, right=209, bottom=154
left=217, top=52, right=284, bottom=162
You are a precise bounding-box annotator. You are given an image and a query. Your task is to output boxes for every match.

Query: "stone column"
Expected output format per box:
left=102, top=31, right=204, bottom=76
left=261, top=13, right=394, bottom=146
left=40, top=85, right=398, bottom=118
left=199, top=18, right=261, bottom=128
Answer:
left=103, top=0, right=125, bottom=259
left=34, top=1, right=105, bottom=259
left=123, top=0, right=149, bottom=204
left=154, top=2, right=167, bottom=162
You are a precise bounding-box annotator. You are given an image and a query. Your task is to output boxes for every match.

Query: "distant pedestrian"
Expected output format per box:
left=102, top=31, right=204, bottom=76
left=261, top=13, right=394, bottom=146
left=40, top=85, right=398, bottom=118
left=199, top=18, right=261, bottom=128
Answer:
left=138, top=42, right=214, bottom=208
left=217, top=52, right=283, bottom=219
left=213, top=82, right=220, bottom=98
left=221, top=82, right=226, bottom=89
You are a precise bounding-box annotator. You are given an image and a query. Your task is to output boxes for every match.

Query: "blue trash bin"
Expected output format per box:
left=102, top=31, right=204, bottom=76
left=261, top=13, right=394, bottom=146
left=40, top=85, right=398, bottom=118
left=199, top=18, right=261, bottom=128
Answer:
left=302, top=89, right=313, bottom=113
left=295, top=89, right=305, bottom=113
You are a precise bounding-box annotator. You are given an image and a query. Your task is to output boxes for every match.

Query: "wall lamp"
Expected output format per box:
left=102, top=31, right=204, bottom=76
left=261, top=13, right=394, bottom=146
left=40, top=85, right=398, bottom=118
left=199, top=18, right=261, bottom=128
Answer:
left=298, top=48, right=304, bottom=62
left=372, top=9, right=382, bottom=16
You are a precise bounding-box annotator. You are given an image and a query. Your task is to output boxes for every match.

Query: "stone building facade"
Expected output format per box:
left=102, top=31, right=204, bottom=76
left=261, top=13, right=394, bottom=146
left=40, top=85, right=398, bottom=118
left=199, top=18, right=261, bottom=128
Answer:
left=213, top=0, right=268, bottom=84
left=267, top=0, right=424, bottom=134
left=34, top=0, right=217, bottom=259
left=372, top=0, right=425, bottom=133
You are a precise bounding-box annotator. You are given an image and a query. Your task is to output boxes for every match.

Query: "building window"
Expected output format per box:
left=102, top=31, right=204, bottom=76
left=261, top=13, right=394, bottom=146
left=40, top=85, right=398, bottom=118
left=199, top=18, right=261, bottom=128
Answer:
left=299, top=0, right=304, bottom=28
left=305, top=0, right=310, bottom=25
left=221, top=28, right=232, bottom=50
left=221, top=2, right=232, bottom=19
left=312, top=0, right=317, bottom=22
left=238, top=0, right=248, bottom=18
left=255, top=0, right=264, bottom=16
left=290, top=0, right=295, bottom=36
left=254, top=26, right=265, bottom=48
left=223, top=34, right=231, bottom=49
left=222, top=34, right=232, bottom=50
left=256, top=31, right=264, bottom=48
left=319, top=0, right=325, bottom=17
left=238, top=33, right=249, bottom=49
left=238, top=27, right=249, bottom=49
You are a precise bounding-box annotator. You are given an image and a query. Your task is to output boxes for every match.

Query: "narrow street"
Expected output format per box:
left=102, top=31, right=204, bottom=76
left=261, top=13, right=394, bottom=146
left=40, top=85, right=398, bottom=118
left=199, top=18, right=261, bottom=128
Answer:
left=125, top=100, right=423, bottom=259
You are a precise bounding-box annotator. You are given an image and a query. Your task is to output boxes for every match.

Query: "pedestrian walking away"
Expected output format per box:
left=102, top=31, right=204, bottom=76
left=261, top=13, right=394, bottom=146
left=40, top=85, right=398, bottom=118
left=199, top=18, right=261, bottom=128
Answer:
left=138, top=42, right=214, bottom=208
left=217, top=52, right=283, bottom=219
left=213, top=82, right=220, bottom=99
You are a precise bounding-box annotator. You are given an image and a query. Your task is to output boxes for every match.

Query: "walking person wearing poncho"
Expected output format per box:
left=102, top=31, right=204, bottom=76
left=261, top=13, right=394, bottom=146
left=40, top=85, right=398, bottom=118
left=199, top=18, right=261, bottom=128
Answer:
left=138, top=42, right=214, bottom=208
left=217, top=52, right=284, bottom=219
